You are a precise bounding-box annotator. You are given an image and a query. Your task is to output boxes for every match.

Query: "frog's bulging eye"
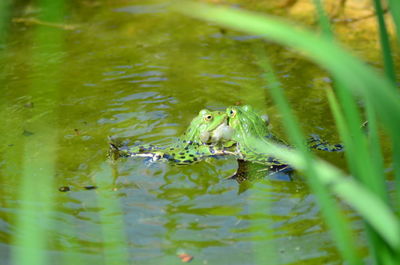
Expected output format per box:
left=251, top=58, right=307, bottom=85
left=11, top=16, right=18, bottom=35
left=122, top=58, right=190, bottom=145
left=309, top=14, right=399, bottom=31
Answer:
left=204, top=114, right=213, bottom=122
left=229, top=109, right=237, bottom=117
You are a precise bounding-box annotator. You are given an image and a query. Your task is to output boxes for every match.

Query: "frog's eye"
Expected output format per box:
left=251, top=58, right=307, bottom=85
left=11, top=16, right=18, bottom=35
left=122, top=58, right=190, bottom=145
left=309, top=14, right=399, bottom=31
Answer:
left=204, top=114, right=213, bottom=122
left=228, top=109, right=237, bottom=117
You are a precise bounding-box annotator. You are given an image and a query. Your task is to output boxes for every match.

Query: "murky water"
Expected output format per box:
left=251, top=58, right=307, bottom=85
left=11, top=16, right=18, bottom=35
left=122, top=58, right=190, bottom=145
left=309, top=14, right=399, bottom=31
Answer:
left=0, top=1, right=378, bottom=264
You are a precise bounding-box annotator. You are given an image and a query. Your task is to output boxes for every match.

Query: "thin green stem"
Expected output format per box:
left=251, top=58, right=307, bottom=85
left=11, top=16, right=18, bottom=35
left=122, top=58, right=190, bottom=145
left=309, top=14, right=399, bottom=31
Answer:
left=372, top=0, right=396, bottom=83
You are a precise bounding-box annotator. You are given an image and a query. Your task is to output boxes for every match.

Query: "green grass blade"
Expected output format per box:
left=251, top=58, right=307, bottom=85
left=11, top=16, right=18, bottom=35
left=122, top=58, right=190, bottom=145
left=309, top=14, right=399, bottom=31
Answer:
left=364, top=100, right=386, bottom=199
left=327, top=89, right=393, bottom=264
left=333, top=82, right=369, bottom=179
left=312, top=0, right=333, bottom=38
left=310, top=0, right=388, bottom=203
left=372, top=0, right=396, bottom=83
left=0, top=0, right=11, bottom=45
left=387, top=0, right=400, bottom=42
left=249, top=183, right=276, bottom=265
left=393, top=139, right=400, bottom=211
left=11, top=0, right=66, bottom=264
left=96, top=166, right=130, bottom=265
left=327, top=89, right=387, bottom=200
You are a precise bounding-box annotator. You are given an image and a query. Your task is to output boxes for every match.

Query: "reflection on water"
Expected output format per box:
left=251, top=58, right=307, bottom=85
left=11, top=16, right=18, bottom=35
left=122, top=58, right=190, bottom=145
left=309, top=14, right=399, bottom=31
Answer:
left=0, top=0, right=367, bottom=264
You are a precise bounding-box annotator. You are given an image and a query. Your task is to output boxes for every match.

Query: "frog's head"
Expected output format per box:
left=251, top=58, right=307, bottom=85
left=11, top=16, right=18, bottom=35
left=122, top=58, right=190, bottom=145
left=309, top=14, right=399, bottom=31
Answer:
left=226, top=105, right=270, bottom=141
left=183, top=109, right=233, bottom=145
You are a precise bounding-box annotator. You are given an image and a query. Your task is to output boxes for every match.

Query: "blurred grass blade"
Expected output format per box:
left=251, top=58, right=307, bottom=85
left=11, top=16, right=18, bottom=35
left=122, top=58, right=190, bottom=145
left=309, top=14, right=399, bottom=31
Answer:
left=312, top=0, right=333, bottom=38
left=96, top=165, right=130, bottom=265
left=327, top=90, right=387, bottom=200
left=364, top=100, right=386, bottom=199
left=259, top=55, right=362, bottom=264
left=327, top=89, right=391, bottom=264
left=310, top=0, right=388, bottom=204
left=0, top=0, right=11, bottom=45
left=372, top=0, right=396, bottom=83
left=387, top=0, right=400, bottom=42
left=250, top=183, right=276, bottom=265
left=11, top=0, right=66, bottom=265
left=394, top=140, right=400, bottom=210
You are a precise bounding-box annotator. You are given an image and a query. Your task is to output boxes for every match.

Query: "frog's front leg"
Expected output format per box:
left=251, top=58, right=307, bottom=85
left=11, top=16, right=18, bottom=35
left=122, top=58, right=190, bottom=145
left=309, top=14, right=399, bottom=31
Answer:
left=109, top=142, right=165, bottom=161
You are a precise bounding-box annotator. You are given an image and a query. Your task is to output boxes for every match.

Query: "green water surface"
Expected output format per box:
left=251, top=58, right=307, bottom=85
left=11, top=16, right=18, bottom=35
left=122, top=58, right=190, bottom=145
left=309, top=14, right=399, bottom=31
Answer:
left=0, top=1, right=377, bottom=264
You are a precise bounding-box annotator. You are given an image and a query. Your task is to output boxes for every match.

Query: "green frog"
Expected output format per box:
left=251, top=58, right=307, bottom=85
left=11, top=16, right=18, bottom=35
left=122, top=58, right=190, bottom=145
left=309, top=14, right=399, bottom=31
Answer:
left=224, top=105, right=287, bottom=167
left=224, top=105, right=343, bottom=166
left=109, top=109, right=235, bottom=165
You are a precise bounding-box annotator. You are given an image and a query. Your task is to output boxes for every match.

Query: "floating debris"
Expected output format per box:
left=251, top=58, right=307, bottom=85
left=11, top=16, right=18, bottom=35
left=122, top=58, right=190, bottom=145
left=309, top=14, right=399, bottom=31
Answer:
left=22, top=129, right=34, bottom=137
left=83, top=185, right=97, bottom=190
left=178, top=253, right=193, bottom=263
left=13, top=17, right=78, bottom=30
left=24, top=102, right=34, bottom=108
left=58, top=185, right=97, bottom=192
left=58, top=186, right=70, bottom=192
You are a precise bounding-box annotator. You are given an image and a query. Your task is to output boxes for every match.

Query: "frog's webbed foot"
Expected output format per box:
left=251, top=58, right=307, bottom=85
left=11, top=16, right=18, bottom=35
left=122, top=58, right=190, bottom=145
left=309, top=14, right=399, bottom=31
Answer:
left=108, top=142, right=122, bottom=160
left=108, top=136, right=161, bottom=161
left=226, top=159, right=251, bottom=183
left=307, top=134, right=344, bottom=152
left=108, top=136, right=131, bottom=160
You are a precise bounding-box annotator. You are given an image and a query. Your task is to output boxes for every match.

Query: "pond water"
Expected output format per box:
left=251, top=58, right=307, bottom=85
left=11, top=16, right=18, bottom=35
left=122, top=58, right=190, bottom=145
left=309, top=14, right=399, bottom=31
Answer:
left=0, top=0, right=378, bottom=264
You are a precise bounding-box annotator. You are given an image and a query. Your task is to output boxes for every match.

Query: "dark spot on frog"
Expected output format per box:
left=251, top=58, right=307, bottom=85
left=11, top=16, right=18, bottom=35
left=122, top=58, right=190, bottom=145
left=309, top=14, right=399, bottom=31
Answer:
left=189, top=154, right=194, bottom=157
left=193, top=157, right=198, bottom=161
left=163, top=154, right=171, bottom=159
left=179, top=152, right=185, bottom=155
left=183, top=160, right=192, bottom=163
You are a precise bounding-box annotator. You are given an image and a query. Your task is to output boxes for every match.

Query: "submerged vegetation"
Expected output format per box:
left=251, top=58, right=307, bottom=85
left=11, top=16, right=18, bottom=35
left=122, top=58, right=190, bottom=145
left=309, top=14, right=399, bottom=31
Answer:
left=1, top=0, right=399, bottom=264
